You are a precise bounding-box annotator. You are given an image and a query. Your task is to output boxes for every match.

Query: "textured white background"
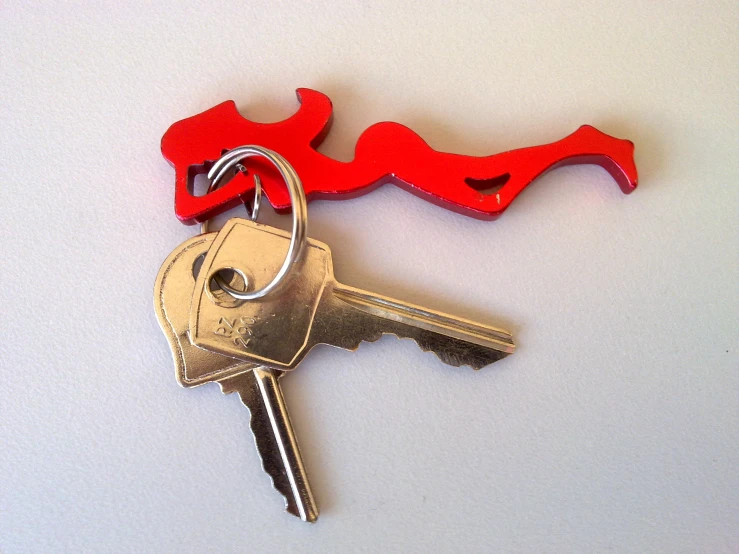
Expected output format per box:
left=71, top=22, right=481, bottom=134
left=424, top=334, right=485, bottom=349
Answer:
left=1, top=1, right=737, bottom=552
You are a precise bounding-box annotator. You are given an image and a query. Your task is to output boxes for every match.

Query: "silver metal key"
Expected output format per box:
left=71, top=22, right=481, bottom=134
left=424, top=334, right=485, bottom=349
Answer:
left=154, top=233, right=318, bottom=522
left=189, top=219, right=515, bottom=370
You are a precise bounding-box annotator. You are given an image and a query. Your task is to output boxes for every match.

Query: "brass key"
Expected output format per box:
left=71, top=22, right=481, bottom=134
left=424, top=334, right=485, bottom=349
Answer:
left=189, top=218, right=515, bottom=370
left=154, top=233, right=318, bottom=522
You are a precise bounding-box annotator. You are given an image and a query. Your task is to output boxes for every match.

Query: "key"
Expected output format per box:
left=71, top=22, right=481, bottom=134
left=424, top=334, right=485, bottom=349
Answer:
left=189, top=218, right=515, bottom=370
left=153, top=233, right=318, bottom=522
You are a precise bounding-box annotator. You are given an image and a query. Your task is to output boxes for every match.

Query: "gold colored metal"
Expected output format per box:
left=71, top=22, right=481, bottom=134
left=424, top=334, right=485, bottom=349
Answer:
left=153, top=234, right=318, bottom=522
left=219, top=369, right=318, bottom=523
left=154, top=234, right=252, bottom=386
left=190, top=219, right=515, bottom=371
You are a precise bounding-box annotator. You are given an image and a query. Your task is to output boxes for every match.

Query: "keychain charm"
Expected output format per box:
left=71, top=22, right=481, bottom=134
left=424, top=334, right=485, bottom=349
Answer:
left=162, top=88, right=638, bottom=224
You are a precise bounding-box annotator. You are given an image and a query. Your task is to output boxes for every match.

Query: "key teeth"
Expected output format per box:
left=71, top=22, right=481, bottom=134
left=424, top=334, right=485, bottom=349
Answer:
left=243, top=400, right=300, bottom=521
left=217, top=379, right=314, bottom=522
left=426, top=346, right=510, bottom=370
left=335, top=331, right=515, bottom=370
left=242, top=387, right=303, bottom=521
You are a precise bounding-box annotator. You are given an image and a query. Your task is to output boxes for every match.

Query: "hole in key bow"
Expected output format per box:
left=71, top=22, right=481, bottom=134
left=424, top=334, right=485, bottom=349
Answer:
left=192, top=252, right=206, bottom=280
left=193, top=255, right=249, bottom=302
left=204, top=266, right=251, bottom=308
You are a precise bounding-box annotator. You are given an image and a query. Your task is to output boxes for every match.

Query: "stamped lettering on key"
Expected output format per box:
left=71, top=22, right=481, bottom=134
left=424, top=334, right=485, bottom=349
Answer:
left=214, top=316, right=256, bottom=349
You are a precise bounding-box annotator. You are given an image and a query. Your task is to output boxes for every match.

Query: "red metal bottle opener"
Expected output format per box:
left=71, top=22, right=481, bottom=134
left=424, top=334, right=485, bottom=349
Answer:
left=162, top=89, right=638, bottom=224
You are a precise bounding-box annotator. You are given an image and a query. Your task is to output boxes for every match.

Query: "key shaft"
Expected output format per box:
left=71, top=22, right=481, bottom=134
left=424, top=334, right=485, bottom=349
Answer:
left=308, top=280, right=514, bottom=369
left=220, top=369, right=318, bottom=522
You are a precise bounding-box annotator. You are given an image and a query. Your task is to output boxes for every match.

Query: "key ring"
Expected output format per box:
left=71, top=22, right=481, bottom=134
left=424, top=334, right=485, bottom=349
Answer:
left=202, top=145, right=308, bottom=301
left=200, top=163, right=262, bottom=234
left=200, top=161, right=263, bottom=293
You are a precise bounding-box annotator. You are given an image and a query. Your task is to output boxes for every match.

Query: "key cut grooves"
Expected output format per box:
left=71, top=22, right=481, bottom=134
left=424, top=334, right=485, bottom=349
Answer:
left=252, top=368, right=318, bottom=523
left=331, top=284, right=516, bottom=354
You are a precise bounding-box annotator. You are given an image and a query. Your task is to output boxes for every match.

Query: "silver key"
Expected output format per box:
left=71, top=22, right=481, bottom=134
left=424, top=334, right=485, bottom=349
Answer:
left=189, top=219, right=515, bottom=370
left=154, top=233, right=318, bottom=522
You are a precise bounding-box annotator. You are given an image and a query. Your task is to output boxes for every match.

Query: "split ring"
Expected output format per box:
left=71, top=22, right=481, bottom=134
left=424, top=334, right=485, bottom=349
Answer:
left=204, top=146, right=308, bottom=301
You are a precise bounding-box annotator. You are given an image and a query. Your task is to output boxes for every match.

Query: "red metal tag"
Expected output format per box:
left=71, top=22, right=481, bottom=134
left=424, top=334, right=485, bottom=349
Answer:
left=162, top=89, right=638, bottom=224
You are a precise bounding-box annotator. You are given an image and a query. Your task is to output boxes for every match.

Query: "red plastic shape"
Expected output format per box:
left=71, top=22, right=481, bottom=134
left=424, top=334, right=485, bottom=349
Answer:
left=162, top=89, right=638, bottom=224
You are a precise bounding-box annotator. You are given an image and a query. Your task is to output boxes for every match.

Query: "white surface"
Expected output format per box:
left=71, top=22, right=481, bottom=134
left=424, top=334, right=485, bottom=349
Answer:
left=1, top=1, right=737, bottom=552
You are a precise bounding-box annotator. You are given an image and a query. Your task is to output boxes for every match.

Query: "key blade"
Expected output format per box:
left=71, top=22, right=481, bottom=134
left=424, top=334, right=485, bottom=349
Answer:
left=333, top=285, right=515, bottom=353
left=219, top=370, right=318, bottom=523
left=309, top=281, right=515, bottom=370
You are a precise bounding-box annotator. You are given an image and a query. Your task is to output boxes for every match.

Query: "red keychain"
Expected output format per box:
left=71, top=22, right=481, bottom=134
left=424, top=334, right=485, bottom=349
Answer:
left=156, top=91, right=639, bottom=521
left=162, top=88, right=638, bottom=224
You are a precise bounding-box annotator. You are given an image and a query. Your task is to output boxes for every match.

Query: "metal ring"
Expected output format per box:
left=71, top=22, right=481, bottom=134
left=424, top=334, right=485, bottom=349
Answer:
left=204, top=146, right=308, bottom=301
left=200, top=164, right=262, bottom=234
